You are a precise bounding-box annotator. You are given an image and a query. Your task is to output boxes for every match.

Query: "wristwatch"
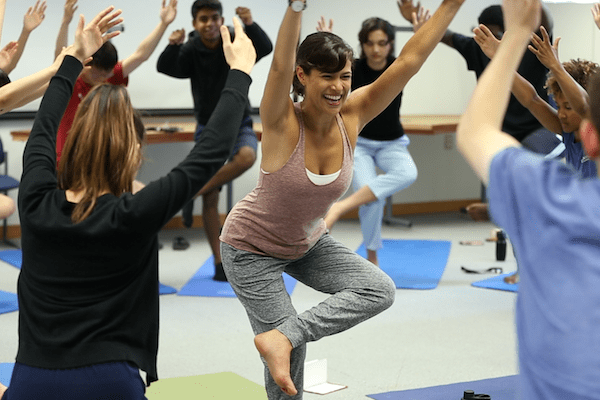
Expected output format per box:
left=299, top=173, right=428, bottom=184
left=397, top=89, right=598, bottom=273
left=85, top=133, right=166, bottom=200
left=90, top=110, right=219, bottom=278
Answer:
left=289, top=0, right=306, bottom=12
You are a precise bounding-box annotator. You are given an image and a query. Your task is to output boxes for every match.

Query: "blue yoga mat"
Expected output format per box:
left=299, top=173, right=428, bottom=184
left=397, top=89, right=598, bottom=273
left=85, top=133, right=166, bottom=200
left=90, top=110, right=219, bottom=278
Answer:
left=472, top=273, right=519, bottom=293
left=368, top=375, right=519, bottom=400
left=0, top=290, right=18, bottom=315
left=0, top=363, right=13, bottom=386
left=178, top=256, right=297, bottom=298
left=159, top=282, right=177, bottom=295
left=356, top=239, right=451, bottom=290
left=0, top=249, right=21, bottom=269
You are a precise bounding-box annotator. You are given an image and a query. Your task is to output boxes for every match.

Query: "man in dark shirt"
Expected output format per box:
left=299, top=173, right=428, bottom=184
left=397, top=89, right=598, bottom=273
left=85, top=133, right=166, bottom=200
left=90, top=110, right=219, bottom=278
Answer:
left=157, top=0, right=272, bottom=280
left=399, top=1, right=558, bottom=148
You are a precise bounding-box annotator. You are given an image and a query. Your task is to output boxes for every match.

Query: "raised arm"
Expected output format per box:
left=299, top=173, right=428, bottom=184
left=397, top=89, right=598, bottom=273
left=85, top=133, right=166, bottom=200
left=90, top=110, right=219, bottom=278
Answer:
left=512, top=72, right=562, bottom=134
left=258, top=2, right=303, bottom=130
left=457, top=0, right=541, bottom=185
left=0, top=0, right=6, bottom=42
left=1, top=8, right=123, bottom=115
left=236, top=8, right=273, bottom=62
left=55, top=0, right=78, bottom=59
left=472, top=22, right=562, bottom=135
left=529, top=26, right=589, bottom=118
left=3, top=0, right=46, bottom=75
left=399, top=0, right=455, bottom=47
left=121, top=0, right=177, bottom=78
left=349, top=0, right=464, bottom=131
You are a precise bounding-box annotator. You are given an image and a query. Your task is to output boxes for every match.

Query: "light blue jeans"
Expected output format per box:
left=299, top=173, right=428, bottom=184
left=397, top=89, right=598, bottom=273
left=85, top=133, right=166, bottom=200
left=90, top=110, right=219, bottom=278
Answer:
left=353, top=135, right=417, bottom=250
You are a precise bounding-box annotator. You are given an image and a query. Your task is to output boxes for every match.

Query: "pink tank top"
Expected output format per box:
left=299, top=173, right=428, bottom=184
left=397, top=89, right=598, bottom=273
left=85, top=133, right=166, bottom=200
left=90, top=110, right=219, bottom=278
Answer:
left=220, top=103, right=353, bottom=259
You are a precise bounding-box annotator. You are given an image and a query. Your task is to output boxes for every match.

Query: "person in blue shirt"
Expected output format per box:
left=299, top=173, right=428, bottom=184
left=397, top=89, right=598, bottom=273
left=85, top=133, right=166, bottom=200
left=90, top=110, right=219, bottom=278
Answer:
left=473, top=22, right=599, bottom=178
left=456, top=0, right=600, bottom=398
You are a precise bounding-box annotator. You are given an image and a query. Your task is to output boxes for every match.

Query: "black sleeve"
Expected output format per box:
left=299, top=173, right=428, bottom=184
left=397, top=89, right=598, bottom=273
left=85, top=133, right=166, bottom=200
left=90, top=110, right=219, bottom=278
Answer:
left=451, top=33, right=488, bottom=74
left=119, top=70, right=252, bottom=232
left=244, top=22, right=273, bottom=62
left=19, top=56, right=83, bottom=212
left=157, top=43, right=193, bottom=78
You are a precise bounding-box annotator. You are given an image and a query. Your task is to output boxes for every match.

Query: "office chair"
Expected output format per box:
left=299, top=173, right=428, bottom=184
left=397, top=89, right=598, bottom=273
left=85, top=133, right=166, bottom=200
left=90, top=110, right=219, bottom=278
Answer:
left=382, top=195, right=412, bottom=228
left=0, top=137, right=19, bottom=247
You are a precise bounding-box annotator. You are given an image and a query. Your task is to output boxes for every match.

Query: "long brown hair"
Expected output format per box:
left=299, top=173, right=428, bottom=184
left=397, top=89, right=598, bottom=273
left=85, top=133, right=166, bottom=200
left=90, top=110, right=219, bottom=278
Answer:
left=57, top=84, right=142, bottom=223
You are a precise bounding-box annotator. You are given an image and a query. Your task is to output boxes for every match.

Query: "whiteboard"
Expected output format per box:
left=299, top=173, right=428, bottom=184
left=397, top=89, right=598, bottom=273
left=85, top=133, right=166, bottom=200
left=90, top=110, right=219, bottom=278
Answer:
left=0, top=0, right=286, bottom=112
left=1, top=0, right=589, bottom=116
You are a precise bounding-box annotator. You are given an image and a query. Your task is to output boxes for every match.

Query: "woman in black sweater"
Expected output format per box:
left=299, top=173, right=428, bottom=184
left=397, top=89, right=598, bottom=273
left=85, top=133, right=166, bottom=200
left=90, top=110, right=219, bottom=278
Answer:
left=1, top=9, right=256, bottom=400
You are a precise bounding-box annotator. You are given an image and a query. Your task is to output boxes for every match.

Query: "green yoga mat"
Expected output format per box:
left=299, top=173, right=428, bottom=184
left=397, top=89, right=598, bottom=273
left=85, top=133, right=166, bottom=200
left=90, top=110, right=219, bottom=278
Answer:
left=146, top=372, right=266, bottom=399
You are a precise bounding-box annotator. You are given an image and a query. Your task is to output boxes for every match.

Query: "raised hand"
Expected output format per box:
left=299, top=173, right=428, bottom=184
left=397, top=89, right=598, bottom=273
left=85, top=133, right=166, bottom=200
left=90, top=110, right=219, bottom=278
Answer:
left=527, top=26, right=560, bottom=70
left=71, top=6, right=123, bottom=63
left=473, top=24, right=500, bottom=59
left=0, top=41, right=18, bottom=70
left=168, top=28, right=185, bottom=45
left=221, top=16, right=256, bottom=75
left=160, top=0, right=178, bottom=26
left=411, top=6, right=431, bottom=33
left=316, top=16, right=333, bottom=33
left=24, top=0, right=46, bottom=33
left=63, top=0, right=78, bottom=22
left=503, top=0, right=541, bottom=35
left=593, top=3, right=600, bottom=30
left=235, top=7, right=253, bottom=26
left=397, top=0, right=420, bottom=24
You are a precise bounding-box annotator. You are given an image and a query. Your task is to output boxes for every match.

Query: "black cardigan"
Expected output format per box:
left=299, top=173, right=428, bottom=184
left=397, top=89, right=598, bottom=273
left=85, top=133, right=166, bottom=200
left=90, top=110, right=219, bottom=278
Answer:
left=16, top=55, right=251, bottom=385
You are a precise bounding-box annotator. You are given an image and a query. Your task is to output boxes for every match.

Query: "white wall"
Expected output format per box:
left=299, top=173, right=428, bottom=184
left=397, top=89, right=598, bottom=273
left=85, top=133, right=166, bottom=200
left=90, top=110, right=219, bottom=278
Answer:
left=1, top=1, right=599, bottom=226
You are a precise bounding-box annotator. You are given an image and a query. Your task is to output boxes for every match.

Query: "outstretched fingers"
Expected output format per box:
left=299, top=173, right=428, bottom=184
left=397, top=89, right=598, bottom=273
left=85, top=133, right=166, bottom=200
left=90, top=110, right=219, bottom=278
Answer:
left=90, top=6, right=123, bottom=37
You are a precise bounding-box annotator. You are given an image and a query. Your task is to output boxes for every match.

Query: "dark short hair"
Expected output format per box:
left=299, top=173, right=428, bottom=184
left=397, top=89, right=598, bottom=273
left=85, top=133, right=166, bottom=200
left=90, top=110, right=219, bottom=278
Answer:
left=358, top=17, right=395, bottom=60
left=478, top=5, right=504, bottom=32
left=293, top=32, right=354, bottom=97
left=587, top=71, right=600, bottom=137
left=89, top=41, right=118, bottom=71
left=192, top=0, right=222, bottom=19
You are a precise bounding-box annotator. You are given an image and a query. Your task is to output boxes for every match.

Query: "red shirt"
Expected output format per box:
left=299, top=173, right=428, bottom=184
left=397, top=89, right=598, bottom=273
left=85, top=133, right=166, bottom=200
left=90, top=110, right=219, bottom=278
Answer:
left=55, top=62, right=129, bottom=162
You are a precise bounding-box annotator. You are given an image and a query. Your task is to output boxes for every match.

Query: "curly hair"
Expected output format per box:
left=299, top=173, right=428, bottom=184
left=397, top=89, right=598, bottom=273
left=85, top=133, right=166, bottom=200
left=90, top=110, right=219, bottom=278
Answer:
left=545, top=58, right=600, bottom=97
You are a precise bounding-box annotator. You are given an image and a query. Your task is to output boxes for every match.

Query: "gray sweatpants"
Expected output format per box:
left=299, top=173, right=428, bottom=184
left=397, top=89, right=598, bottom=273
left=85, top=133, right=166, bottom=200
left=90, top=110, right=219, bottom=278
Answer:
left=221, top=234, right=396, bottom=399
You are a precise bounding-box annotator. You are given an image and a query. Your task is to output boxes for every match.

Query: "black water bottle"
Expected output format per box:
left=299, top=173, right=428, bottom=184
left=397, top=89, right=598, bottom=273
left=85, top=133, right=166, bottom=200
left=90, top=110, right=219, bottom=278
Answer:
left=496, top=230, right=506, bottom=261
left=462, top=390, right=491, bottom=400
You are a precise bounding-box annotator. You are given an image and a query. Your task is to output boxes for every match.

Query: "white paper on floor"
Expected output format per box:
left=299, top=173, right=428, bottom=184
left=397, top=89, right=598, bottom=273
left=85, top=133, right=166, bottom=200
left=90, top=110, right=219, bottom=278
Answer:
left=303, top=359, right=347, bottom=395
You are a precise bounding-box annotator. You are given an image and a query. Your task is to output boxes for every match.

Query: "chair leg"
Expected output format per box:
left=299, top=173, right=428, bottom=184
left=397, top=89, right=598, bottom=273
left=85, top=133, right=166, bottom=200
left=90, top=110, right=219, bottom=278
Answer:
left=382, top=196, right=412, bottom=228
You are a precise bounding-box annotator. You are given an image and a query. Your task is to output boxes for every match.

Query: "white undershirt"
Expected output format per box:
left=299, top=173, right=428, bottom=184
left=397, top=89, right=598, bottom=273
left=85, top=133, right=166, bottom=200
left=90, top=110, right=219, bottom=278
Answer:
left=261, top=168, right=341, bottom=185
left=304, top=168, right=341, bottom=185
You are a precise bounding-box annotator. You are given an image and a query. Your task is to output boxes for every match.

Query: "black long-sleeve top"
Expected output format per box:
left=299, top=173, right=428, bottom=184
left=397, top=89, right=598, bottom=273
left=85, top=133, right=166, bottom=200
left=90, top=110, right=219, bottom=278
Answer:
left=452, top=33, right=548, bottom=142
left=352, top=57, right=405, bottom=141
left=157, top=22, right=272, bottom=125
left=16, top=55, right=251, bottom=385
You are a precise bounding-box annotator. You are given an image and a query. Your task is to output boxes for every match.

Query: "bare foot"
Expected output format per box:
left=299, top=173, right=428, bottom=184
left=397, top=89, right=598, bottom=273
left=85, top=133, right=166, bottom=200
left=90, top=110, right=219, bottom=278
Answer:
left=0, top=382, right=7, bottom=399
left=254, top=329, right=297, bottom=396
left=504, top=272, right=519, bottom=284
left=324, top=202, right=344, bottom=230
